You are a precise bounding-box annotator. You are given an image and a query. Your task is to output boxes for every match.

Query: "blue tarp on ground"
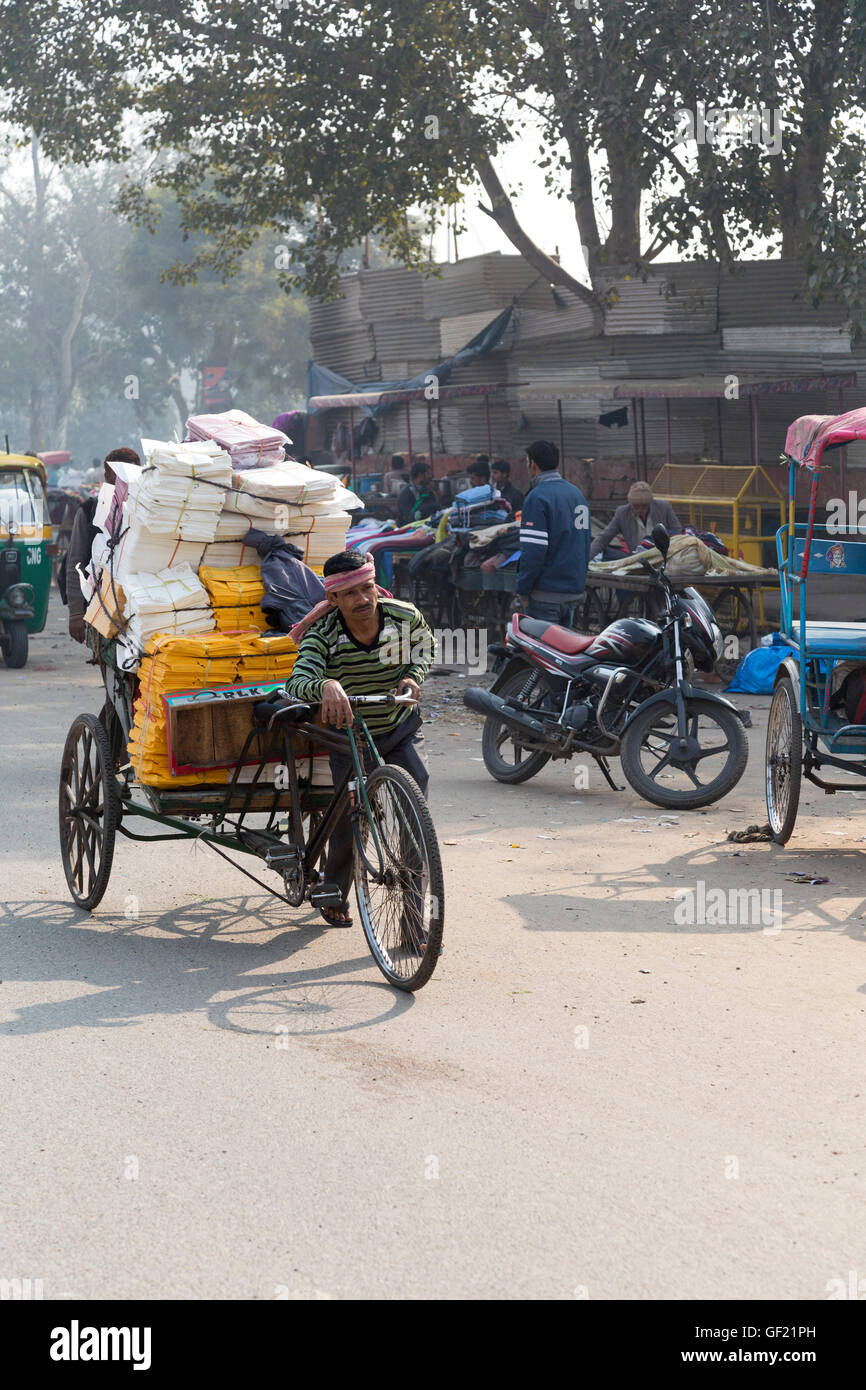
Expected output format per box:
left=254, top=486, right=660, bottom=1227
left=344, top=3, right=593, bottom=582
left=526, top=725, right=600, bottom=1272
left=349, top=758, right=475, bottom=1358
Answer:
left=306, top=306, right=514, bottom=415
left=725, top=633, right=789, bottom=693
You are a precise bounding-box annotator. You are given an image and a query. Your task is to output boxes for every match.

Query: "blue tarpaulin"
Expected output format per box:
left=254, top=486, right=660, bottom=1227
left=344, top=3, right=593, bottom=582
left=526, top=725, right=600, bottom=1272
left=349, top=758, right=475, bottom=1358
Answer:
left=725, top=633, right=789, bottom=693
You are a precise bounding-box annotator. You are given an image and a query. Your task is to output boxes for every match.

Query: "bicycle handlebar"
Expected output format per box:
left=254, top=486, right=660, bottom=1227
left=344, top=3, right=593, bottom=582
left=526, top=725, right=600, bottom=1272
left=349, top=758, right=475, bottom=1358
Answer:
left=347, top=692, right=418, bottom=706
left=254, top=689, right=419, bottom=729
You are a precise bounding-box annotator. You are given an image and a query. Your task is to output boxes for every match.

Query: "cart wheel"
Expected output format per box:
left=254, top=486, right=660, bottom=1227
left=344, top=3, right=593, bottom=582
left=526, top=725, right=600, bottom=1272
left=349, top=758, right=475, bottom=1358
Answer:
left=353, top=765, right=444, bottom=992
left=59, top=713, right=120, bottom=909
left=765, top=678, right=801, bottom=844
left=582, top=586, right=616, bottom=633
left=712, top=586, right=751, bottom=638
left=98, top=699, right=126, bottom=773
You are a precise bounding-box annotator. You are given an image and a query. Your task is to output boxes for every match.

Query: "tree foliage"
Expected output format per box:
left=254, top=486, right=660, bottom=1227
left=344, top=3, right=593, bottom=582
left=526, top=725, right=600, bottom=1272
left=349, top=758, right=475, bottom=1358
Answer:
left=0, top=136, right=310, bottom=455
left=2, top=2, right=866, bottom=328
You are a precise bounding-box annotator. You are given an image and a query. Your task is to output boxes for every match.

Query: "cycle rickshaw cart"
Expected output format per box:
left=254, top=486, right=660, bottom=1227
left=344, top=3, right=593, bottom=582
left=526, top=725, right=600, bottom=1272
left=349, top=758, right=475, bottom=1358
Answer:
left=766, top=406, right=866, bottom=844
left=59, top=634, right=444, bottom=991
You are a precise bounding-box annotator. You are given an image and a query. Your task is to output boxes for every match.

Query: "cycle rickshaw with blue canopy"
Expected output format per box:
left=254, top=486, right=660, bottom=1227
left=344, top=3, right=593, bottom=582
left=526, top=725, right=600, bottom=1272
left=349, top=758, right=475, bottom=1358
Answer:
left=766, top=407, right=866, bottom=842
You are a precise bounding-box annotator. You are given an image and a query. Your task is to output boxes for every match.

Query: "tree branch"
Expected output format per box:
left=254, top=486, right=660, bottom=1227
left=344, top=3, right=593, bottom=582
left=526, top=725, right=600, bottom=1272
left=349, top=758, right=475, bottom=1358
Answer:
left=474, top=151, right=603, bottom=327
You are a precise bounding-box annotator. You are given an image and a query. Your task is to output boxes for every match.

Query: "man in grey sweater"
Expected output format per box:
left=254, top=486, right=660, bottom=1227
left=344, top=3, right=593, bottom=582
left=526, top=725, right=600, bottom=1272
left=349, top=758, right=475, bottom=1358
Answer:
left=589, top=481, right=683, bottom=559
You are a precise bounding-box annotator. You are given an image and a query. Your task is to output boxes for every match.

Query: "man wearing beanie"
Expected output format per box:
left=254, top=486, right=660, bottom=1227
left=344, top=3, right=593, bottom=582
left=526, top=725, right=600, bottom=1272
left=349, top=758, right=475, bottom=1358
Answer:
left=589, top=480, right=682, bottom=559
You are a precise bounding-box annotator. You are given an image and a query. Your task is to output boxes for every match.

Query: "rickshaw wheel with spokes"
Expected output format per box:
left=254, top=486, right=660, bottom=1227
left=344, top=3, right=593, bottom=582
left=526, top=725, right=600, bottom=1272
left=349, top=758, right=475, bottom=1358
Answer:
left=59, top=713, right=120, bottom=910
left=765, top=678, right=802, bottom=845
left=353, top=764, right=444, bottom=992
left=98, top=698, right=126, bottom=773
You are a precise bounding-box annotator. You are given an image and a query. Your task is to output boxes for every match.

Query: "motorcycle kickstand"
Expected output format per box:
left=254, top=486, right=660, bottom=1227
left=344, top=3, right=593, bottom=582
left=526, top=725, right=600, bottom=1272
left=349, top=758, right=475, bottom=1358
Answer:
left=594, top=755, right=623, bottom=792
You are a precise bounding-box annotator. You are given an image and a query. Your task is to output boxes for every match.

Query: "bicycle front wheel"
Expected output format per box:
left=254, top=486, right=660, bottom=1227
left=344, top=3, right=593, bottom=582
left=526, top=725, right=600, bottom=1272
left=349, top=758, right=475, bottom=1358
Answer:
left=354, top=765, right=444, bottom=991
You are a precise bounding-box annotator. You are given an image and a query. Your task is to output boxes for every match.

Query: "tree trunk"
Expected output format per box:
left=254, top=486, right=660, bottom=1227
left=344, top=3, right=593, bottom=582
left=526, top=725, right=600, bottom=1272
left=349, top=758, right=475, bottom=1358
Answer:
left=53, top=248, right=92, bottom=450
left=773, top=0, right=846, bottom=255
left=600, top=136, right=642, bottom=267
left=169, top=378, right=191, bottom=434
left=29, top=382, right=45, bottom=453
left=27, top=133, right=49, bottom=450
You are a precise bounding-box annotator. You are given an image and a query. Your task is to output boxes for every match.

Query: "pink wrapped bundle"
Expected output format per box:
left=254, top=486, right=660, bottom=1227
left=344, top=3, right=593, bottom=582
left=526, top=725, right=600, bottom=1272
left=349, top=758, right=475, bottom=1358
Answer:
left=186, top=410, right=288, bottom=470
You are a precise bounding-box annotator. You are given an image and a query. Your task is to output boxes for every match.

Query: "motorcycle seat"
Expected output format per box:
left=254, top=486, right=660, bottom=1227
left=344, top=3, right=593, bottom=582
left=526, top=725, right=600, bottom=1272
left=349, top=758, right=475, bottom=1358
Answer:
left=516, top=616, right=595, bottom=655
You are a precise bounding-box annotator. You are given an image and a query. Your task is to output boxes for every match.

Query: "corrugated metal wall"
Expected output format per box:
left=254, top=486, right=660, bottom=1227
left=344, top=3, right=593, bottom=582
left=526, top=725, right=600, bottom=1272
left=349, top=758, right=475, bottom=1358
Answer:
left=718, top=260, right=847, bottom=327
left=601, top=263, right=719, bottom=336
left=308, top=253, right=858, bottom=476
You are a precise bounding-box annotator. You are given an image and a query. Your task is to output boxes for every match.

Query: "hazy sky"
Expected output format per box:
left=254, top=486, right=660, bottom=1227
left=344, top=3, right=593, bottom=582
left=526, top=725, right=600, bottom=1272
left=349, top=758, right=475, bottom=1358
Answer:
left=429, top=114, right=778, bottom=273
left=430, top=124, right=593, bottom=278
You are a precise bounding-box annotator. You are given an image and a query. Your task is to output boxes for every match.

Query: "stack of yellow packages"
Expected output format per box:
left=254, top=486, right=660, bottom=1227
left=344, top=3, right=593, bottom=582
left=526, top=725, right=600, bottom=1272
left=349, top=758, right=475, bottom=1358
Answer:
left=237, top=630, right=299, bottom=684
left=199, top=563, right=269, bottom=632
left=127, top=630, right=299, bottom=787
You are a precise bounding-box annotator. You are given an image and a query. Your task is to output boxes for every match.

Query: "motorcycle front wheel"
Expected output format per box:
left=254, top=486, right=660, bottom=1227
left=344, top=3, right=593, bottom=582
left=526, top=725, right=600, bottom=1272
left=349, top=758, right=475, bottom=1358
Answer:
left=619, top=696, right=748, bottom=810
left=481, top=668, right=556, bottom=784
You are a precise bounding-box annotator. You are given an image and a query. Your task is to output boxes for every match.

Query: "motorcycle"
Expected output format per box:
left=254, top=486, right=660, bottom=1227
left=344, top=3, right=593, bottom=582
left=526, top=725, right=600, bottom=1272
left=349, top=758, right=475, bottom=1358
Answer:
left=463, top=524, right=749, bottom=810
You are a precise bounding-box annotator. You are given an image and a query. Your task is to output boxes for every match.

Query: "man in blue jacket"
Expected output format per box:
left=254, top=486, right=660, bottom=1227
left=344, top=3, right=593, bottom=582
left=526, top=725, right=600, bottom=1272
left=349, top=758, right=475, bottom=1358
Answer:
left=514, top=440, right=590, bottom=626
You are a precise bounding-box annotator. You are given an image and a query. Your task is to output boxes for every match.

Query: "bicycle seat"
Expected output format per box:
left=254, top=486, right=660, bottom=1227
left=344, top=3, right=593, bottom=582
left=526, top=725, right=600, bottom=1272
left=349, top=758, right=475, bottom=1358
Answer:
left=516, top=615, right=595, bottom=655
left=253, top=696, right=312, bottom=726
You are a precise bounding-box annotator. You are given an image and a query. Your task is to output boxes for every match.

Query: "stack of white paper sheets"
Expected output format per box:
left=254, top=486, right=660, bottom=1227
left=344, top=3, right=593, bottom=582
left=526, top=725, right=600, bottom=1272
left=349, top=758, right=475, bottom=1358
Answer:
left=220, top=462, right=353, bottom=568
left=211, top=509, right=286, bottom=540
left=121, top=563, right=214, bottom=653
left=229, top=460, right=348, bottom=505
left=294, top=514, right=352, bottom=569
left=102, top=512, right=207, bottom=587
left=126, top=439, right=231, bottom=543
left=198, top=539, right=257, bottom=569
left=185, top=410, right=288, bottom=470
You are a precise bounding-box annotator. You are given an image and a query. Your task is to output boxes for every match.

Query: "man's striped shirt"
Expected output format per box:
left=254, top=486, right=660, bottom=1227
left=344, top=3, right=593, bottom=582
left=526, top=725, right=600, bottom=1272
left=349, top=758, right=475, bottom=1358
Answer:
left=284, top=597, right=436, bottom=735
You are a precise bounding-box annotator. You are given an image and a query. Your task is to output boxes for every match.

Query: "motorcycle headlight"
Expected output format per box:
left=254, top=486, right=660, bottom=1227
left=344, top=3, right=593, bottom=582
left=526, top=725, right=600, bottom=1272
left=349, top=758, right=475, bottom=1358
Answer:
left=712, top=622, right=723, bottom=658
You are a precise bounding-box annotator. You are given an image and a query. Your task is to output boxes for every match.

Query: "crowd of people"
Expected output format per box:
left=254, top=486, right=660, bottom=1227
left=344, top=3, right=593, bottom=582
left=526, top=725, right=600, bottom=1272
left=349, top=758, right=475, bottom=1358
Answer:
left=373, top=443, right=681, bottom=624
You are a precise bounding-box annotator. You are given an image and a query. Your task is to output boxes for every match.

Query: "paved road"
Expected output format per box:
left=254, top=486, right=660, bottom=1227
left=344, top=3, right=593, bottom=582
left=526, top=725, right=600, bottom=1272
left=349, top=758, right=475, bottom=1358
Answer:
left=2, top=595, right=864, bottom=1299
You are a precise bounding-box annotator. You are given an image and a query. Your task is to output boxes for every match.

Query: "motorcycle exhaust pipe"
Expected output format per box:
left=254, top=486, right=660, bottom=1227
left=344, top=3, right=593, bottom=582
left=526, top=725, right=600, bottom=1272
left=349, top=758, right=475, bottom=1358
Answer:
left=463, top=686, right=549, bottom=739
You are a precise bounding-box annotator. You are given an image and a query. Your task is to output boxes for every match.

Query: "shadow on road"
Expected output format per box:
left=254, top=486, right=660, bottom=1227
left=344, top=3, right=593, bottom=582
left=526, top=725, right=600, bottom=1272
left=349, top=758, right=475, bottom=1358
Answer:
left=0, top=896, right=412, bottom=1038
left=503, top=839, right=866, bottom=943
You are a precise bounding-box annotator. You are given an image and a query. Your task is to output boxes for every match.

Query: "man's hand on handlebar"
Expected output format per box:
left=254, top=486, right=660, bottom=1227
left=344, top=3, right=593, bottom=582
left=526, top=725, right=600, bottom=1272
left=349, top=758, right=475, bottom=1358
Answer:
left=396, top=677, right=421, bottom=703
left=321, top=679, right=354, bottom=728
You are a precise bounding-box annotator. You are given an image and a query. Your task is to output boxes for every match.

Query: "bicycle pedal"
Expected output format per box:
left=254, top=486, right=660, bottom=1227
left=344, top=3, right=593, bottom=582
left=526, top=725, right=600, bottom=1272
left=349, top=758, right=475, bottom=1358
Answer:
left=310, top=883, right=344, bottom=907
left=264, top=845, right=299, bottom=870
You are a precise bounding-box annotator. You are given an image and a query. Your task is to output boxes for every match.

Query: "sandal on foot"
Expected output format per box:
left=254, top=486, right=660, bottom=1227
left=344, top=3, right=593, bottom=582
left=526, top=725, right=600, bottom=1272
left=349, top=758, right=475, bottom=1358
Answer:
left=318, top=902, right=353, bottom=928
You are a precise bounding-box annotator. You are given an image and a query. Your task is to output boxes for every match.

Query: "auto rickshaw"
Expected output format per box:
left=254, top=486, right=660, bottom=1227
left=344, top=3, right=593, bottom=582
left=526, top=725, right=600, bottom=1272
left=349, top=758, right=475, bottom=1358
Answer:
left=0, top=452, right=52, bottom=667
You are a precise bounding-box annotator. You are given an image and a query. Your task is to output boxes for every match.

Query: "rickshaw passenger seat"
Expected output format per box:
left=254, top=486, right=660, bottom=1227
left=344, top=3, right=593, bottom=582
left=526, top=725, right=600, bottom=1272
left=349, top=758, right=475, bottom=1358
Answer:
left=785, top=621, right=866, bottom=657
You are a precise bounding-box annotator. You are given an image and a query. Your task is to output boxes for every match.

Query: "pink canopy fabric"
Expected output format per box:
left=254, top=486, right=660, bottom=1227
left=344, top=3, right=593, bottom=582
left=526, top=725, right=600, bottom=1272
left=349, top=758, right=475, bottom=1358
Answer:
left=785, top=407, right=866, bottom=471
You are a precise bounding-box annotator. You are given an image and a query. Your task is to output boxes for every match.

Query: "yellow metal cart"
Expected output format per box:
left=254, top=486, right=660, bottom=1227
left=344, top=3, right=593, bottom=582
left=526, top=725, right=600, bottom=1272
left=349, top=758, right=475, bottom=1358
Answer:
left=649, top=463, right=785, bottom=565
left=650, top=462, right=784, bottom=630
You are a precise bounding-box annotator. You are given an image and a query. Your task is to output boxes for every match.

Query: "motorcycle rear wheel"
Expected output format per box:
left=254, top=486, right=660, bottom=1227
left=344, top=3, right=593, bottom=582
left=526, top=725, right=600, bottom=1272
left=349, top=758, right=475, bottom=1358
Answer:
left=481, top=668, right=555, bottom=784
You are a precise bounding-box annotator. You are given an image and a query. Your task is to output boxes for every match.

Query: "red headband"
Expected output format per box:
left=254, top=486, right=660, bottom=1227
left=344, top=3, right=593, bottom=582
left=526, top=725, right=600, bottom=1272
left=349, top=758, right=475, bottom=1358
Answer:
left=288, top=557, right=389, bottom=644
left=322, top=557, right=376, bottom=593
